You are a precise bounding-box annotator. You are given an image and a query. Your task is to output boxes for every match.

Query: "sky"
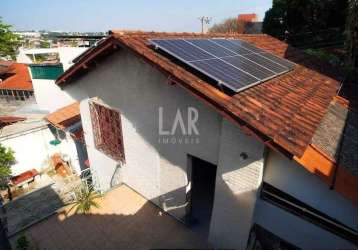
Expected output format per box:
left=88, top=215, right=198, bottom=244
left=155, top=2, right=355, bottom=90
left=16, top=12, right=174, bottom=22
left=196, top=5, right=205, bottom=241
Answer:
left=1, top=0, right=272, bottom=33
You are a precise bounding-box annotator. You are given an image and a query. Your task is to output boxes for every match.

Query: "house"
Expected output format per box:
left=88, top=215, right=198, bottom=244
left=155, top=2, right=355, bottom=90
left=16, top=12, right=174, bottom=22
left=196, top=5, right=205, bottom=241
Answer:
left=16, top=47, right=87, bottom=112
left=0, top=61, right=33, bottom=100
left=53, top=31, right=357, bottom=249
left=0, top=102, right=82, bottom=178
left=45, top=102, right=88, bottom=175
left=237, top=13, right=262, bottom=34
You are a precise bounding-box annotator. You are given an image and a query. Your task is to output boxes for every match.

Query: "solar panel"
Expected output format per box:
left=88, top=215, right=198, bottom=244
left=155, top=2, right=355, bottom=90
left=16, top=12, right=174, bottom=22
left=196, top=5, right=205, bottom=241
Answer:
left=150, top=38, right=295, bottom=92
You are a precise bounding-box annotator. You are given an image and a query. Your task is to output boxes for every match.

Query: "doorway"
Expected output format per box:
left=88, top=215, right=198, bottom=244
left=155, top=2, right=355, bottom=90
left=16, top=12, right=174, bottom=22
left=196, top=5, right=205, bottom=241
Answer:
left=187, top=155, right=217, bottom=237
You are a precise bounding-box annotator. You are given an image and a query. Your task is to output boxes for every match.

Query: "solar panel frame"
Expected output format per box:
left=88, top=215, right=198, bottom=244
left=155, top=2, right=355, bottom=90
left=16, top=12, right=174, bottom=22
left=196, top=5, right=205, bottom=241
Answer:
left=212, top=39, right=295, bottom=71
left=150, top=39, right=214, bottom=61
left=191, top=59, right=260, bottom=89
left=150, top=38, right=295, bottom=92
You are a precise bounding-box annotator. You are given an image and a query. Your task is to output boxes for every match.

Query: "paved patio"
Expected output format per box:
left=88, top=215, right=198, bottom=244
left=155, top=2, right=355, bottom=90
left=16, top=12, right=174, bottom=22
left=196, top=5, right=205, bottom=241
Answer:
left=3, top=173, right=81, bottom=236
left=11, top=185, right=211, bottom=250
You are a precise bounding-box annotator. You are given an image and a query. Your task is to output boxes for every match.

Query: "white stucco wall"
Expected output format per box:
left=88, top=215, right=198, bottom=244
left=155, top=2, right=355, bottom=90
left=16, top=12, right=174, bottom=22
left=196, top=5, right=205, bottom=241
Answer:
left=0, top=126, right=81, bottom=176
left=31, top=78, right=76, bottom=112
left=70, top=49, right=223, bottom=219
left=253, top=150, right=358, bottom=249
left=64, top=48, right=263, bottom=248
left=58, top=47, right=87, bottom=71
left=209, top=119, right=265, bottom=249
left=26, top=47, right=87, bottom=112
left=61, top=47, right=356, bottom=249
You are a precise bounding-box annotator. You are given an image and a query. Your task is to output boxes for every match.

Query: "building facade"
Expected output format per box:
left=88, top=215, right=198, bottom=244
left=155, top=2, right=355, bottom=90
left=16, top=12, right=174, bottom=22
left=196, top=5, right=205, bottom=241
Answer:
left=58, top=41, right=357, bottom=249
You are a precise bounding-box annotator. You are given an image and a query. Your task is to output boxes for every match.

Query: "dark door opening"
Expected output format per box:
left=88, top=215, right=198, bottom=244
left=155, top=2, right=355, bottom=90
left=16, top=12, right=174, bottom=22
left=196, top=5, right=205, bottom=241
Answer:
left=187, top=155, right=217, bottom=237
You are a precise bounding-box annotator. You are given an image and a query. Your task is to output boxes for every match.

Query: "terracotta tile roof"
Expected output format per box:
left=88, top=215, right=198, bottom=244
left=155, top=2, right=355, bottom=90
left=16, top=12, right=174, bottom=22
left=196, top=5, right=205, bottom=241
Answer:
left=10, top=169, right=38, bottom=186
left=238, top=14, right=258, bottom=22
left=0, top=62, right=33, bottom=91
left=56, top=32, right=343, bottom=158
left=45, top=102, right=80, bottom=130
left=0, top=116, right=26, bottom=128
left=0, top=60, right=13, bottom=75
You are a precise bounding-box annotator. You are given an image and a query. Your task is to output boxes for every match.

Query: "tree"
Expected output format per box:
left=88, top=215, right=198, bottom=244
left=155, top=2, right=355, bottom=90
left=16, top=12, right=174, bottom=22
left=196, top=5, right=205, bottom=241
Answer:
left=0, top=143, right=15, bottom=201
left=0, top=17, right=21, bottom=60
left=68, top=184, right=101, bottom=215
left=262, top=0, right=348, bottom=46
left=0, top=144, right=14, bottom=186
left=345, top=0, right=358, bottom=67
left=208, top=17, right=238, bottom=34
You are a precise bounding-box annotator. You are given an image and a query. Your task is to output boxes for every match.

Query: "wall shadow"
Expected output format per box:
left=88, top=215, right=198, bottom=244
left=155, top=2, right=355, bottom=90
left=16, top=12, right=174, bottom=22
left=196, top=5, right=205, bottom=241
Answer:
left=13, top=185, right=211, bottom=250
left=283, top=45, right=344, bottom=82
left=3, top=184, right=65, bottom=237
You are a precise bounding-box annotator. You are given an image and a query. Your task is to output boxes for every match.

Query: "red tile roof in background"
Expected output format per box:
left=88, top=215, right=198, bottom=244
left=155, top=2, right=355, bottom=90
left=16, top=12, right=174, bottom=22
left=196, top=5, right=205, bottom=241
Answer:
left=0, top=62, right=33, bottom=91
left=238, top=13, right=258, bottom=22
left=10, top=169, right=38, bottom=186
left=0, top=116, right=26, bottom=128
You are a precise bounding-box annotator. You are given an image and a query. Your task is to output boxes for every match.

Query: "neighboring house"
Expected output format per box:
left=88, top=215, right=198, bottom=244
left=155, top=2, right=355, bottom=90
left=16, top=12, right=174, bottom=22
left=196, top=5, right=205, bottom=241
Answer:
left=0, top=61, right=34, bottom=100
left=45, top=102, right=89, bottom=175
left=16, top=47, right=87, bottom=112
left=0, top=105, right=81, bottom=177
left=52, top=32, right=357, bottom=249
left=237, top=13, right=262, bottom=34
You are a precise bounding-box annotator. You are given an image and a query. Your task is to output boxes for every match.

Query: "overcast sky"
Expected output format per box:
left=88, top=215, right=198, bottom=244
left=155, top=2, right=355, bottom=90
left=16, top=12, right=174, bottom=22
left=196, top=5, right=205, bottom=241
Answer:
left=1, top=0, right=272, bottom=32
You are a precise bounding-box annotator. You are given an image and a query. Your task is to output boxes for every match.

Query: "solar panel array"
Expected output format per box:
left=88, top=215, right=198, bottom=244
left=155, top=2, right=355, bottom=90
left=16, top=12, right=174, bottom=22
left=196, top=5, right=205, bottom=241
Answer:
left=150, top=38, right=295, bottom=92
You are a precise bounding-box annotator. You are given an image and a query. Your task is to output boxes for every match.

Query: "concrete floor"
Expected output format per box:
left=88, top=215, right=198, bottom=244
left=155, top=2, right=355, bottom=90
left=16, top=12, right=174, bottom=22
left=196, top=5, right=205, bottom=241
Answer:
left=3, top=173, right=82, bottom=236
left=11, top=185, right=211, bottom=250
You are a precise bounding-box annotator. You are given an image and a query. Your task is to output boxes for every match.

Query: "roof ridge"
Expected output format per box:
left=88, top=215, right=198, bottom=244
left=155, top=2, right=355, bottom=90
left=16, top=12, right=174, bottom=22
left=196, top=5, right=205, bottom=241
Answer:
left=109, top=30, right=269, bottom=38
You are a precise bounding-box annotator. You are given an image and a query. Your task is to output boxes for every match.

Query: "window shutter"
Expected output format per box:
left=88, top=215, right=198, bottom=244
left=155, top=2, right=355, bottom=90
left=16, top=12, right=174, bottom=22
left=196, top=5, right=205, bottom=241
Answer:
left=89, top=101, right=125, bottom=162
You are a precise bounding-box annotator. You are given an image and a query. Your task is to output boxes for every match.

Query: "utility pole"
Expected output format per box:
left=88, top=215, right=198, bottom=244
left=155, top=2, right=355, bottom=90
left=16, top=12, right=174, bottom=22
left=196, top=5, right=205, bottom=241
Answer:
left=198, top=16, right=212, bottom=33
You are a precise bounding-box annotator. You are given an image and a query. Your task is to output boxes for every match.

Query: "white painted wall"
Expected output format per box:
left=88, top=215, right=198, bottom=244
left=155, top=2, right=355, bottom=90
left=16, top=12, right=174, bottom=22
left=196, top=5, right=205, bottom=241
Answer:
left=17, top=47, right=87, bottom=70
left=30, top=78, right=75, bottom=112
left=25, top=47, right=87, bottom=112
left=61, top=47, right=356, bottom=249
left=58, top=47, right=87, bottom=70
left=63, top=48, right=267, bottom=248
left=253, top=150, right=358, bottom=249
left=71, top=49, right=223, bottom=219
left=209, top=119, right=265, bottom=249
left=0, top=126, right=81, bottom=176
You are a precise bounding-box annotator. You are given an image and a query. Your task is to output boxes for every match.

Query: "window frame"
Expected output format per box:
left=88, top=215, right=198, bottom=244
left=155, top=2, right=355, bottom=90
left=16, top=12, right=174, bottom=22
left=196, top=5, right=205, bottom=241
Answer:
left=89, top=100, right=125, bottom=163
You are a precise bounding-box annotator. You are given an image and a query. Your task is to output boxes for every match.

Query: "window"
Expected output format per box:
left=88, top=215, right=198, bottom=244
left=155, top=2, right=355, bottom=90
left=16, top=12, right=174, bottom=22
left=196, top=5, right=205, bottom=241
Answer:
left=261, top=183, right=358, bottom=244
left=247, top=224, right=300, bottom=250
left=89, top=101, right=125, bottom=162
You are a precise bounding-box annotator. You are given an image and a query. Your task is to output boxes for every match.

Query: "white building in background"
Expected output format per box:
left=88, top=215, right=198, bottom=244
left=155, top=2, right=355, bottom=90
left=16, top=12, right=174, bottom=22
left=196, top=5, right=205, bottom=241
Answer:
left=16, top=47, right=87, bottom=112
left=51, top=31, right=357, bottom=250
left=0, top=108, right=81, bottom=177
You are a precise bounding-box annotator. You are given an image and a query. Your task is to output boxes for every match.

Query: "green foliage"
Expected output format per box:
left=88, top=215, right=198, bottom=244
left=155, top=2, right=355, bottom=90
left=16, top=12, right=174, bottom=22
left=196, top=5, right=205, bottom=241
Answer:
left=263, top=0, right=348, bottom=47
left=305, top=49, right=341, bottom=65
left=69, top=184, right=101, bottom=215
left=0, top=17, right=21, bottom=59
left=262, top=0, right=287, bottom=39
left=345, top=0, right=358, bottom=67
left=0, top=143, right=15, bottom=187
left=16, top=235, right=30, bottom=250
left=208, top=17, right=238, bottom=33
left=40, top=40, right=50, bottom=48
